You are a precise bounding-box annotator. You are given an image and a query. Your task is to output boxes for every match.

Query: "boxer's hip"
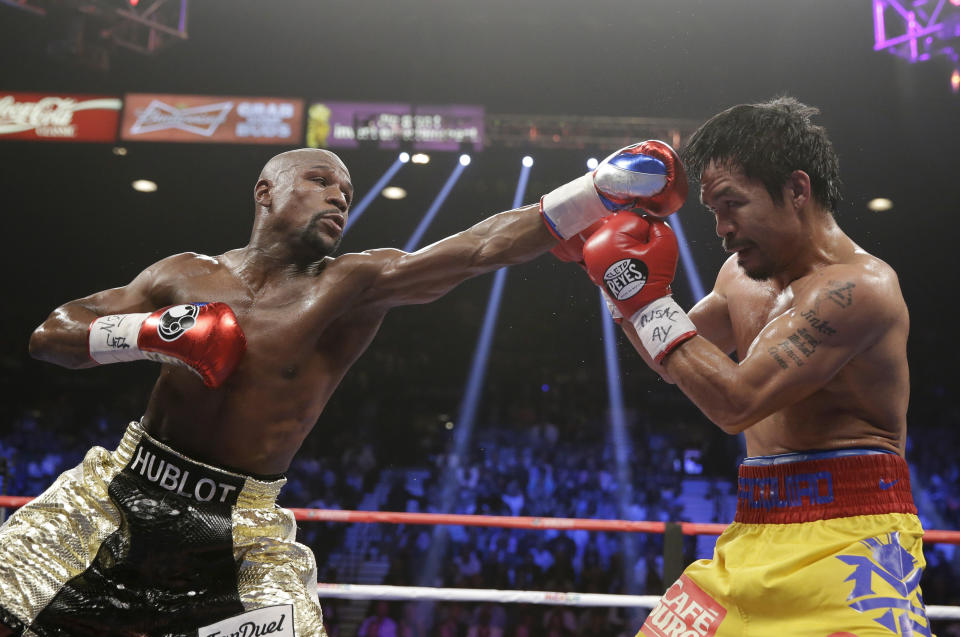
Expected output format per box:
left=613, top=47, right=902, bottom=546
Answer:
left=0, top=421, right=323, bottom=637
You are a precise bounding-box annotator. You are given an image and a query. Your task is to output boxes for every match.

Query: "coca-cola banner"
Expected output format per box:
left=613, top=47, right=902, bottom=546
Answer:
left=306, top=101, right=484, bottom=151
left=0, top=92, right=122, bottom=142
left=121, top=93, right=304, bottom=144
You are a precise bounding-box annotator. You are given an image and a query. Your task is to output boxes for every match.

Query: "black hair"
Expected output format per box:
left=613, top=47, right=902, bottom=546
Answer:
left=681, top=96, right=842, bottom=213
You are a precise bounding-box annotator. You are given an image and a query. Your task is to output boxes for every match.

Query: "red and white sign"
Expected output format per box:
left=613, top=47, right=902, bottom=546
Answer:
left=640, top=575, right=727, bottom=637
left=0, top=92, right=121, bottom=142
left=121, top=93, right=303, bottom=144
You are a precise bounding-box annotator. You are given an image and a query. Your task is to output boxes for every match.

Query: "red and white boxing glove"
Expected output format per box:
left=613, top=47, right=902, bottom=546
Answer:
left=582, top=213, right=696, bottom=362
left=540, top=140, right=688, bottom=242
left=87, top=302, right=246, bottom=388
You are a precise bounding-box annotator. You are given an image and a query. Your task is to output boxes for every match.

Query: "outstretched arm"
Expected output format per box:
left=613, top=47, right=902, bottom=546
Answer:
left=662, top=266, right=903, bottom=433
left=356, top=204, right=555, bottom=308
left=354, top=140, right=689, bottom=310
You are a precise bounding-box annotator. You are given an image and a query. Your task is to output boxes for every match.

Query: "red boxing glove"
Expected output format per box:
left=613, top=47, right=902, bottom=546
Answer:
left=582, top=213, right=696, bottom=362
left=583, top=214, right=677, bottom=314
left=88, top=302, right=246, bottom=388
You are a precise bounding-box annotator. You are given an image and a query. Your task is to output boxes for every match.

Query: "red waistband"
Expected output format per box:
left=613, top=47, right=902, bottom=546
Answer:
left=734, top=452, right=916, bottom=524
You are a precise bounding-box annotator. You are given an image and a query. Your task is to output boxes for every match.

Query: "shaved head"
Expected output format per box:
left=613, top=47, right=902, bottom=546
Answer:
left=259, top=148, right=349, bottom=184
left=251, top=147, right=353, bottom=260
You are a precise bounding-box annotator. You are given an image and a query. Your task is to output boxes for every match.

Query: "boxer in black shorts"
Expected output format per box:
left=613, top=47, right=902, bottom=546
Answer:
left=1, top=145, right=686, bottom=636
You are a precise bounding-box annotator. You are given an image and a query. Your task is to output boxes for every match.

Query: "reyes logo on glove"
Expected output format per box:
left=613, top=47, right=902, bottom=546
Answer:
left=603, top=258, right=648, bottom=300
left=156, top=304, right=200, bottom=342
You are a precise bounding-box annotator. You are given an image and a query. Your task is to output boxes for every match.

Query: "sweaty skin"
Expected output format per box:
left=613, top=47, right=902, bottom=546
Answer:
left=623, top=162, right=909, bottom=457
left=29, top=149, right=556, bottom=475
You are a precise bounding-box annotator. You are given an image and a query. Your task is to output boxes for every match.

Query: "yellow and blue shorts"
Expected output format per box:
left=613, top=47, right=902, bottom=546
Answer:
left=0, top=421, right=326, bottom=637
left=638, top=449, right=933, bottom=637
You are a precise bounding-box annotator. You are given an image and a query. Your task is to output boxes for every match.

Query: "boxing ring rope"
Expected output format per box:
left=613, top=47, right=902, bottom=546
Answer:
left=318, top=583, right=662, bottom=608
left=286, top=507, right=960, bottom=543
left=3, top=496, right=959, bottom=620
left=313, top=584, right=960, bottom=621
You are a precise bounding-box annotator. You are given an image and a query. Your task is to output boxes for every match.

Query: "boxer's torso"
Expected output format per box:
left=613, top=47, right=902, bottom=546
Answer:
left=722, top=250, right=909, bottom=457
left=139, top=248, right=389, bottom=475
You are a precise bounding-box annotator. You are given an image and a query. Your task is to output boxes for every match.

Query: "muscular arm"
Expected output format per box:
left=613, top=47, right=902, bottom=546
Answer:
left=660, top=265, right=902, bottom=433
left=28, top=254, right=188, bottom=368
left=356, top=204, right=556, bottom=308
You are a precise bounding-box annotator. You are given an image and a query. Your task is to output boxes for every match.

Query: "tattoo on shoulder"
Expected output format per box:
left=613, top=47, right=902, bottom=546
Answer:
left=817, top=280, right=856, bottom=310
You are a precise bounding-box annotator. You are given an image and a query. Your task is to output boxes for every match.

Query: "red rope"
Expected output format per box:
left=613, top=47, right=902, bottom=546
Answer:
left=2, top=495, right=958, bottom=543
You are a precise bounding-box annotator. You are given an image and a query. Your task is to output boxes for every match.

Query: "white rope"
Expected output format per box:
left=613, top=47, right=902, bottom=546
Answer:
left=317, top=583, right=659, bottom=608
left=316, top=583, right=960, bottom=620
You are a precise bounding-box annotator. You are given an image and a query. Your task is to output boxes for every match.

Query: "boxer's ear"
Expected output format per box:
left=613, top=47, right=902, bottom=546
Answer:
left=785, top=170, right=811, bottom=211
left=255, top=179, right=273, bottom=209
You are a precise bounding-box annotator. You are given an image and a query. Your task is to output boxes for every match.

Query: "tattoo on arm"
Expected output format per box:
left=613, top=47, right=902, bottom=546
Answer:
left=768, top=327, right=822, bottom=369
left=818, top=280, right=856, bottom=310
left=799, top=309, right=836, bottom=336
left=768, top=339, right=805, bottom=368
left=766, top=281, right=853, bottom=369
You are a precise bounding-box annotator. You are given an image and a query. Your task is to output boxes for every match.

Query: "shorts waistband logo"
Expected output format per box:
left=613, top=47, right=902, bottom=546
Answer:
left=878, top=478, right=899, bottom=491
left=126, top=440, right=244, bottom=505
left=738, top=470, right=834, bottom=511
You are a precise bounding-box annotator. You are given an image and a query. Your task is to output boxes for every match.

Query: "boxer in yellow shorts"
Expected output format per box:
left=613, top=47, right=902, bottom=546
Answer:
left=640, top=449, right=931, bottom=636
left=569, top=97, right=932, bottom=636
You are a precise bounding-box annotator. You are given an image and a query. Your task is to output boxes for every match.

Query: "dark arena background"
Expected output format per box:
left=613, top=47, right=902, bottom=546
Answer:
left=1, top=1, right=959, bottom=635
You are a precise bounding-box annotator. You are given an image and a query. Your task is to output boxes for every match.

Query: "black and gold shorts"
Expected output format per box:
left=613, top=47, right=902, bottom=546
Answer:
left=0, top=421, right=326, bottom=637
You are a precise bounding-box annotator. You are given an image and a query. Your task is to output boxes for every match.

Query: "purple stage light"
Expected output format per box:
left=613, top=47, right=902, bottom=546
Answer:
left=873, top=0, right=960, bottom=64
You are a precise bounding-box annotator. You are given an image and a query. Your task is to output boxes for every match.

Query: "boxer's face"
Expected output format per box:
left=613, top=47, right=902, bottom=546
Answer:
left=700, top=161, right=800, bottom=281
left=269, top=151, right=353, bottom=257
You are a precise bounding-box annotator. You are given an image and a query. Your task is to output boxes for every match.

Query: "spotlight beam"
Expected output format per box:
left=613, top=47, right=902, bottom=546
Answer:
left=599, top=292, right=642, bottom=606
left=418, top=158, right=532, bottom=588
left=403, top=160, right=468, bottom=252
left=343, top=155, right=407, bottom=234
left=669, top=213, right=707, bottom=303
left=454, top=160, right=531, bottom=433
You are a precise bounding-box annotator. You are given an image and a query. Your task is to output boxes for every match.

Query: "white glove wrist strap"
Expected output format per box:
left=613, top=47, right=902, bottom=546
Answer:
left=540, top=173, right=610, bottom=239
left=88, top=313, right=149, bottom=364
left=601, top=291, right=623, bottom=321
left=627, top=296, right=696, bottom=363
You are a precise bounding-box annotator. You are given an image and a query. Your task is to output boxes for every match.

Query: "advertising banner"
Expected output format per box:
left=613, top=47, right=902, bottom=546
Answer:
left=121, top=94, right=303, bottom=144
left=0, top=92, right=122, bottom=142
left=306, top=101, right=484, bottom=151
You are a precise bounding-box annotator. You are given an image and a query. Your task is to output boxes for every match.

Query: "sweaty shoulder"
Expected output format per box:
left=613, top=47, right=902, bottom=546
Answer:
left=713, top=253, right=744, bottom=295
left=795, top=252, right=906, bottom=347
left=804, top=252, right=903, bottom=309
left=149, top=251, right=224, bottom=280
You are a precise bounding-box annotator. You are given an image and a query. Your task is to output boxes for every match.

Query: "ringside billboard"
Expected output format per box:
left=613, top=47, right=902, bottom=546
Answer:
left=121, top=94, right=304, bottom=144
left=306, top=101, right=484, bottom=151
left=0, top=92, right=122, bottom=142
